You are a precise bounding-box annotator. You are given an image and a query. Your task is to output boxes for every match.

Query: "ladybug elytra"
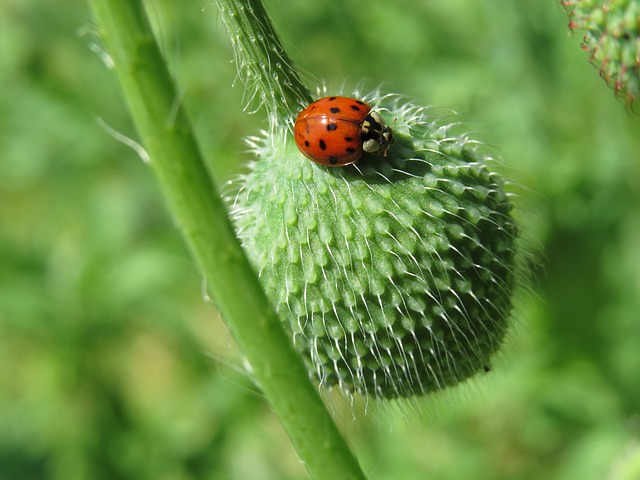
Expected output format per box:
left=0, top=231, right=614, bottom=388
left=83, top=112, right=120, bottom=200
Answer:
left=294, top=96, right=394, bottom=167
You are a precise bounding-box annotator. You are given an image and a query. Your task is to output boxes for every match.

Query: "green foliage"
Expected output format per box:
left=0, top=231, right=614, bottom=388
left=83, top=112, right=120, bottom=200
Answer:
left=1, top=0, right=639, bottom=479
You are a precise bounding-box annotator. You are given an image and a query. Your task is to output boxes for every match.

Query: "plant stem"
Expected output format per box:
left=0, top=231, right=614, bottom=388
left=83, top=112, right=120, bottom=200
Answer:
left=87, top=1, right=365, bottom=478
left=215, top=0, right=313, bottom=127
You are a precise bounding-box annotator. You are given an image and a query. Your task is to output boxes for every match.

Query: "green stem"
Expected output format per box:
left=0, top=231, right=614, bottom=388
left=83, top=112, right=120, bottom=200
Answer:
left=87, top=1, right=365, bottom=479
left=215, top=0, right=313, bottom=126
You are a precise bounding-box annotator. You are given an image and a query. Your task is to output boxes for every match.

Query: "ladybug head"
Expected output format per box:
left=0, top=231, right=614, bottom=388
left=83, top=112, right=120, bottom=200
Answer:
left=361, top=110, right=394, bottom=156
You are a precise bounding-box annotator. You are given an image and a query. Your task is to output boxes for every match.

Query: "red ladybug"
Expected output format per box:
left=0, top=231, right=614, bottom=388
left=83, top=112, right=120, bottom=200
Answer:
left=294, top=96, right=394, bottom=167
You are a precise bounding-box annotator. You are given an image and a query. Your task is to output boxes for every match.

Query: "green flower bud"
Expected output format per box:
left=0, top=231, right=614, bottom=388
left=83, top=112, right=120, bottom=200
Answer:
left=563, top=0, right=640, bottom=110
left=230, top=93, right=519, bottom=398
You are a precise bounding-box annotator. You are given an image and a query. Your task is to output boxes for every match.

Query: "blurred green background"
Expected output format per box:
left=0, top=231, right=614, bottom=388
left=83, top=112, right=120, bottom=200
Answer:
left=1, top=0, right=639, bottom=479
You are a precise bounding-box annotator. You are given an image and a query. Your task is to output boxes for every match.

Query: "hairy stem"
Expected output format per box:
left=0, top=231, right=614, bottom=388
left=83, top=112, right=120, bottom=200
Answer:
left=87, top=0, right=365, bottom=478
left=215, top=0, right=313, bottom=127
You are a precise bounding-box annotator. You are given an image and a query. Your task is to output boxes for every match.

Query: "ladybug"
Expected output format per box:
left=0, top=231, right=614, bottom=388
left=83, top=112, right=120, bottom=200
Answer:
left=294, top=96, right=394, bottom=167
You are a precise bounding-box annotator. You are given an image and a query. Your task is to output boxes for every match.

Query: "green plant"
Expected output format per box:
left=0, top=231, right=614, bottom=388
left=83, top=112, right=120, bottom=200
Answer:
left=88, top=0, right=520, bottom=476
left=219, top=0, right=520, bottom=398
left=232, top=99, right=518, bottom=398
left=562, top=0, right=640, bottom=110
left=88, top=0, right=365, bottom=478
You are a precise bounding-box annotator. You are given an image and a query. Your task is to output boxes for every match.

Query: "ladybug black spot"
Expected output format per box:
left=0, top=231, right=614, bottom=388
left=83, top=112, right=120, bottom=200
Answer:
left=330, top=107, right=341, bottom=114
left=346, top=147, right=356, bottom=154
left=326, top=123, right=338, bottom=131
left=319, top=139, right=327, bottom=150
left=329, top=157, right=338, bottom=165
left=328, top=96, right=337, bottom=101
left=304, top=140, right=310, bottom=147
left=355, top=100, right=365, bottom=105
left=344, top=136, right=354, bottom=142
left=350, top=105, right=361, bottom=111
